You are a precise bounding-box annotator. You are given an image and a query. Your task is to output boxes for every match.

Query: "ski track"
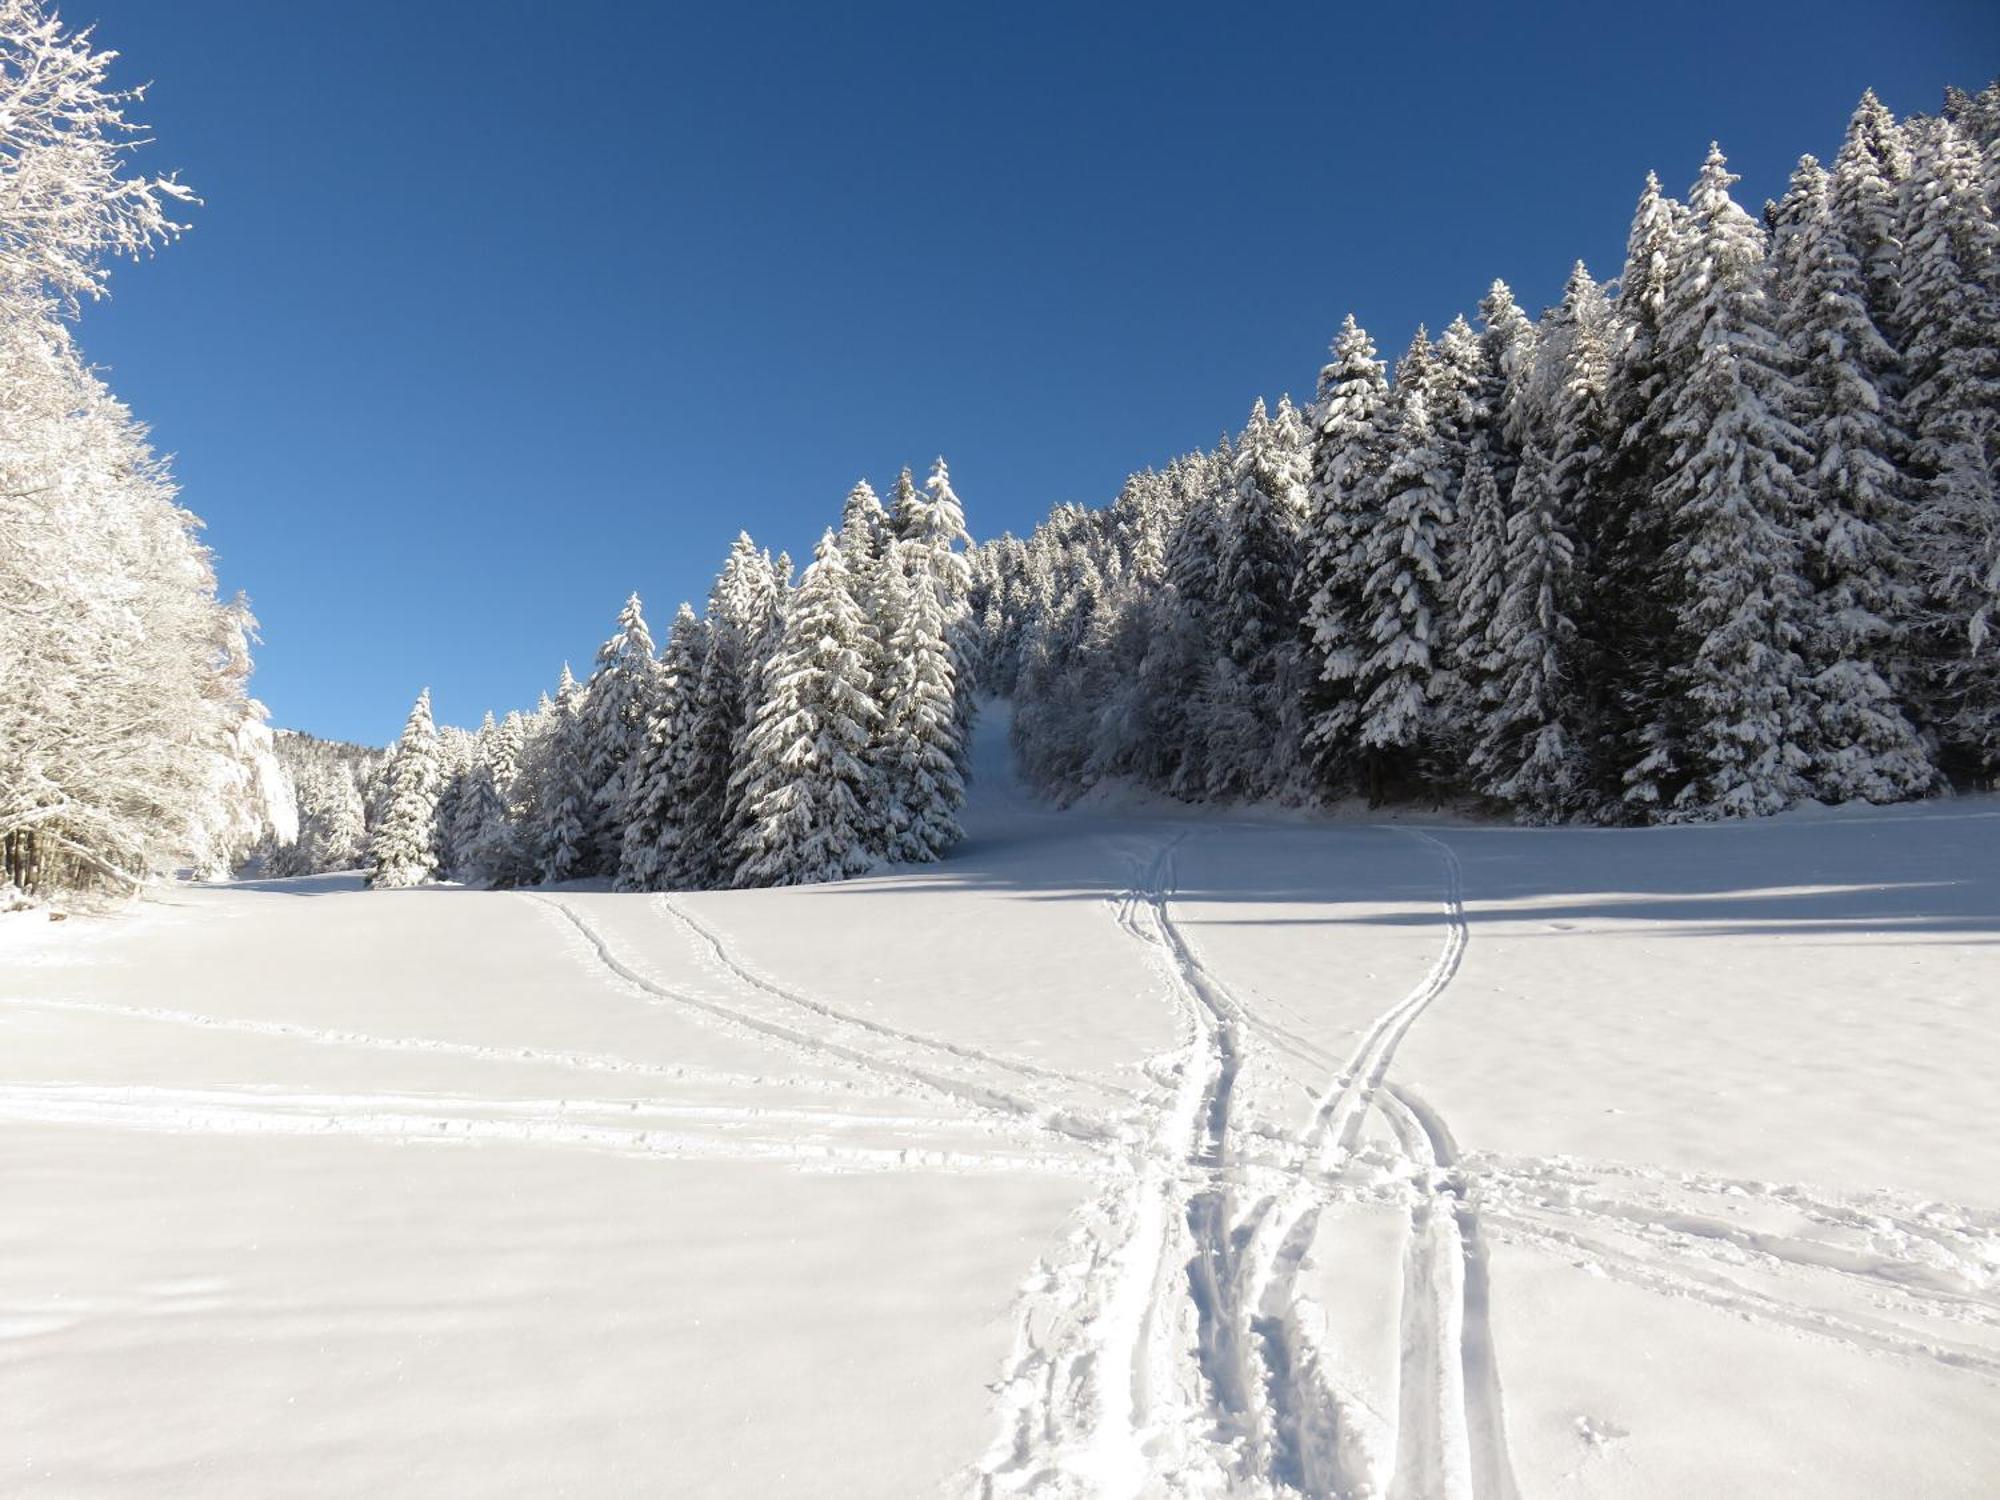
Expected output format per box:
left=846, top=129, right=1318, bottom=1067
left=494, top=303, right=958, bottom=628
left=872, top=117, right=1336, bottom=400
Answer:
left=976, top=824, right=1530, bottom=1499
left=653, top=894, right=1131, bottom=1101
left=523, top=893, right=1120, bottom=1157
left=0, top=1082, right=1091, bottom=1177
left=0, top=992, right=856, bottom=1097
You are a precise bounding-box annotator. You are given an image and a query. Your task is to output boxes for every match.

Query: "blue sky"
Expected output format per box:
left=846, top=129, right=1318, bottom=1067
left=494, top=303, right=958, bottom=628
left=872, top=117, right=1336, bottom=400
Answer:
left=77, top=0, right=1998, bottom=744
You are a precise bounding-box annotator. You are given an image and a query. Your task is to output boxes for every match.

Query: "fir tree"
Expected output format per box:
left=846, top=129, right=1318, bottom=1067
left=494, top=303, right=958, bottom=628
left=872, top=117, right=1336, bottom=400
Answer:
left=734, top=532, right=882, bottom=887
left=1472, top=442, right=1584, bottom=819
left=1898, top=116, right=2000, bottom=774
left=1207, top=397, right=1309, bottom=799
left=367, top=689, right=442, bottom=889
left=1301, top=315, right=1390, bottom=784
left=876, top=540, right=966, bottom=862
left=1771, top=155, right=1935, bottom=802
left=538, top=665, right=591, bottom=883
left=578, top=593, right=656, bottom=873
left=618, top=603, right=708, bottom=890
left=1628, top=146, right=1815, bottom=819
left=1352, top=385, right=1454, bottom=797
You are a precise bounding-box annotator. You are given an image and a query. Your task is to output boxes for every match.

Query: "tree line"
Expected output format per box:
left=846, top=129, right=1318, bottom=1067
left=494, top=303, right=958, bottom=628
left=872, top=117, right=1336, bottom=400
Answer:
left=979, top=82, right=2000, bottom=824
left=351, top=464, right=975, bottom=890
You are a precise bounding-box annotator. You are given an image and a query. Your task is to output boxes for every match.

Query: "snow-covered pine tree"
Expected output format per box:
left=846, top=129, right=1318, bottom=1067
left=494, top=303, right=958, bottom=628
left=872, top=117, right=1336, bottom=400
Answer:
left=1831, top=90, right=1913, bottom=338
left=446, top=711, right=499, bottom=873
left=1301, top=315, right=1390, bottom=787
left=1897, top=115, right=2000, bottom=775
left=719, top=542, right=793, bottom=874
left=887, top=465, right=925, bottom=542
left=917, top=457, right=978, bottom=775
left=733, top=532, right=882, bottom=887
left=617, top=602, right=708, bottom=890
left=576, top=593, right=656, bottom=874
left=1771, top=155, right=1936, bottom=802
left=1352, top=383, right=1454, bottom=799
left=1446, top=451, right=1508, bottom=755
left=1206, top=397, right=1309, bottom=799
left=1478, top=280, right=1539, bottom=491
left=1427, top=314, right=1495, bottom=489
left=1129, top=447, right=1231, bottom=796
left=875, top=539, right=966, bottom=862
left=367, top=689, right=443, bottom=888
left=1470, top=441, right=1585, bottom=819
left=460, top=710, right=530, bottom=887
left=537, top=664, right=592, bottom=883
left=1626, top=146, right=1816, bottom=820
left=1533, top=262, right=1619, bottom=807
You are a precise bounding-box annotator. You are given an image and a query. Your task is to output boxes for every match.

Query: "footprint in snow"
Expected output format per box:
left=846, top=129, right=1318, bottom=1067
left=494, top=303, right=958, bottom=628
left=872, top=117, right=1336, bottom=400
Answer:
left=1576, top=1414, right=1629, bottom=1450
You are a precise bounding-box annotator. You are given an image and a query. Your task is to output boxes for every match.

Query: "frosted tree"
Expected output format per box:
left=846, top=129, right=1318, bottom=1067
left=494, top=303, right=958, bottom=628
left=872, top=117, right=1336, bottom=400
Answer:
left=578, top=593, right=656, bottom=873
left=537, top=665, right=592, bottom=883
left=733, top=533, right=882, bottom=887
left=1301, top=315, right=1390, bottom=783
left=1478, top=280, right=1539, bottom=488
left=1898, top=116, right=2000, bottom=772
left=1426, top=314, right=1495, bottom=488
left=1772, top=155, right=1935, bottom=802
left=1207, top=397, right=1309, bottom=799
left=915, top=457, right=978, bottom=772
left=0, top=1, right=195, bottom=311
left=875, top=542, right=965, bottom=862
left=838, top=479, right=890, bottom=568
left=1352, top=385, right=1454, bottom=797
left=1830, top=90, right=1912, bottom=334
left=1445, top=452, right=1508, bottom=742
left=367, top=690, right=443, bottom=888
left=618, top=603, right=708, bottom=890
left=277, top=760, right=367, bottom=876
left=1471, top=443, right=1584, bottom=819
left=445, top=712, right=499, bottom=871
left=1627, top=147, right=1815, bottom=819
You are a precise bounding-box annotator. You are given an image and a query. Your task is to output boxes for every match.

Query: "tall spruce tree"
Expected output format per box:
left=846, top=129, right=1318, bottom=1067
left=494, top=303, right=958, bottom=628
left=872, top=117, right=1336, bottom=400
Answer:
left=734, top=532, right=882, bottom=887
left=1301, top=315, right=1391, bottom=785
left=1898, top=116, right=2000, bottom=774
left=1772, top=155, right=1935, bottom=802
left=617, top=603, right=708, bottom=890
left=367, top=689, right=443, bottom=889
left=1627, top=146, right=1815, bottom=819
left=1352, top=385, right=1454, bottom=797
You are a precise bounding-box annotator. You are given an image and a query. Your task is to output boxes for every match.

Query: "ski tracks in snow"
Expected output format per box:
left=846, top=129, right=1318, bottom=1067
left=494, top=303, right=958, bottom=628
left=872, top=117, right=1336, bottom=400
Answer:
left=972, top=825, right=1514, bottom=1499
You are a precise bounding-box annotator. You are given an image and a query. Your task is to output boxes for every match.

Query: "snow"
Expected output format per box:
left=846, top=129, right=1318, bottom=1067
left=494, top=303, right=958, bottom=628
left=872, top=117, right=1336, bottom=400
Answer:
left=3, top=710, right=1997, bottom=1496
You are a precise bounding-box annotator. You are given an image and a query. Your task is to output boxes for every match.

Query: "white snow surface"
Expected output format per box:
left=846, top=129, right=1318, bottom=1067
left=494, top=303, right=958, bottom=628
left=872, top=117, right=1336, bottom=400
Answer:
left=3, top=708, right=1998, bottom=1497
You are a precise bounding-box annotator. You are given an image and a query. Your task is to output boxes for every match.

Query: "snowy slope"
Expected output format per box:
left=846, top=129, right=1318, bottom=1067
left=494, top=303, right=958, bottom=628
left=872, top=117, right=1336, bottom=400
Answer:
left=3, top=709, right=1996, bottom=1497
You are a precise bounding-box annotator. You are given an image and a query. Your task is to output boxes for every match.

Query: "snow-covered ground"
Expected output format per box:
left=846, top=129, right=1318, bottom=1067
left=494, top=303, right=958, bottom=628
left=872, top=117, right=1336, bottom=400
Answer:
left=4, top=713, right=1997, bottom=1498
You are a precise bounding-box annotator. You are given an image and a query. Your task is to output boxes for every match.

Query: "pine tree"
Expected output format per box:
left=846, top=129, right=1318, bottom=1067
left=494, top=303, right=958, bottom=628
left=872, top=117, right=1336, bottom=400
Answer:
left=1771, top=155, right=1935, bottom=802
left=577, top=593, right=656, bottom=873
left=734, top=532, right=882, bottom=886
left=1352, top=385, right=1454, bottom=797
left=617, top=603, right=708, bottom=890
left=1628, top=146, right=1815, bottom=819
left=1898, top=116, right=2000, bottom=774
left=876, top=540, right=966, bottom=862
left=679, top=537, right=766, bottom=887
left=1478, top=280, right=1539, bottom=489
left=538, top=665, right=591, bottom=883
left=367, top=689, right=443, bottom=888
left=1446, top=452, right=1508, bottom=747
left=461, top=710, right=529, bottom=887
left=1301, top=315, right=1390, bottom=784
left=1207, top=397, right=1309, bottom=798
left=1472, top=442, right=1584, bottom=819
left=1831, top=90, right=1912, bottom=336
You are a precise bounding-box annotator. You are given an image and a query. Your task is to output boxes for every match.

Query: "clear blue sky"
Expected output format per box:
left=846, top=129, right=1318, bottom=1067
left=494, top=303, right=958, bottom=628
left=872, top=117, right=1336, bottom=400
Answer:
left=77, top=0, right=1998, bottom=745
